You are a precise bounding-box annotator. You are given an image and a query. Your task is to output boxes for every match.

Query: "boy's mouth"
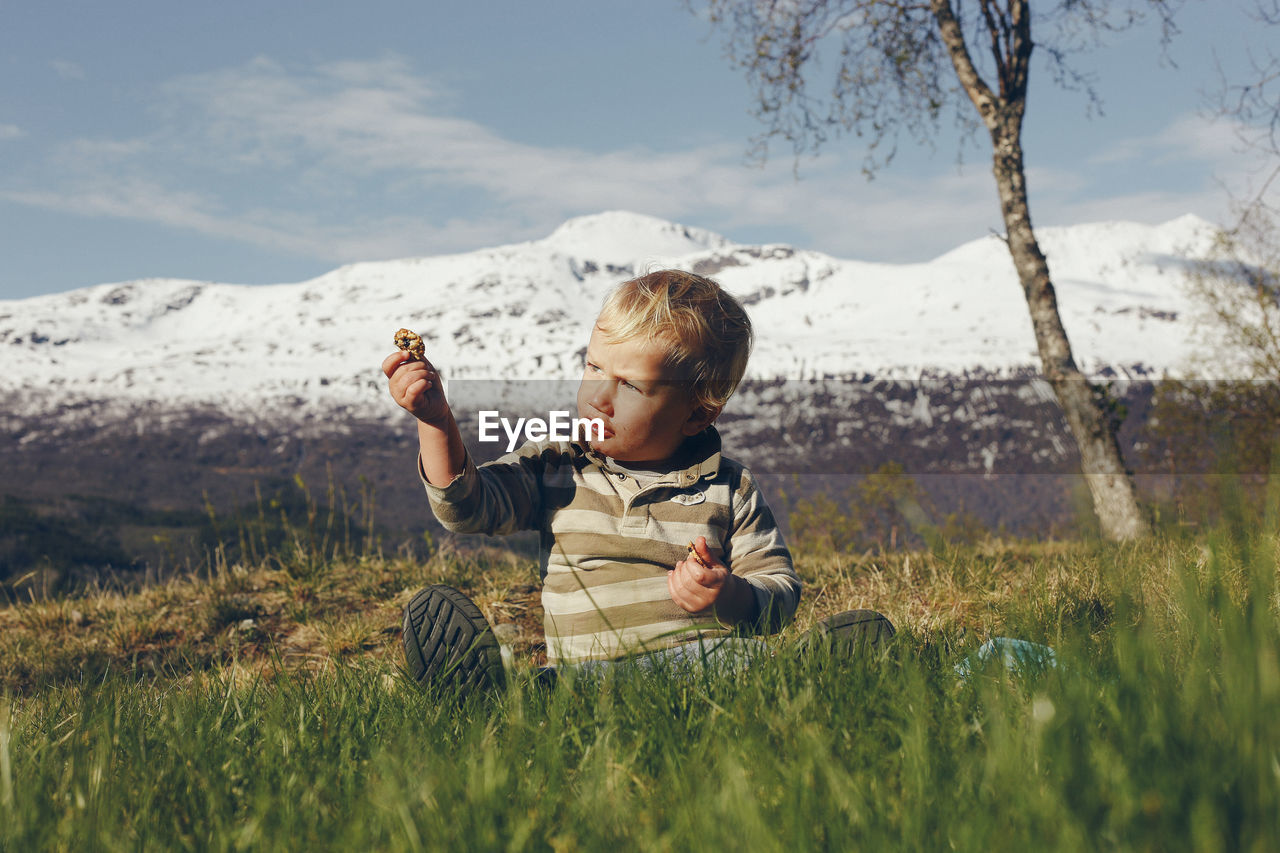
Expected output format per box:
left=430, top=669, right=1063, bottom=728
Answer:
left=581, top=407, right=614, bottom=438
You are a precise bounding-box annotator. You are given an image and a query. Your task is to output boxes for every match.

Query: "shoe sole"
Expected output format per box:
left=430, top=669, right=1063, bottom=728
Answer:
left=801, top=609, right=896, bottom=653
left=403, top=585, right=505, bottom=692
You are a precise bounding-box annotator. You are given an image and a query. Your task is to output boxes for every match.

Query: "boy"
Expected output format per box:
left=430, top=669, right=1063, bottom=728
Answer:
left=383, top=270, right=891, bottom=690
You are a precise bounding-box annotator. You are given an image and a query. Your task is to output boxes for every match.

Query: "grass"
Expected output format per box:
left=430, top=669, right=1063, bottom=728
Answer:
left=0, top=529, right=1278, bottom=849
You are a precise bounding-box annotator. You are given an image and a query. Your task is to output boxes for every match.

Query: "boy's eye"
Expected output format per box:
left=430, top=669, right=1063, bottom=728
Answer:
left=584, top=362, right=642, bottom=392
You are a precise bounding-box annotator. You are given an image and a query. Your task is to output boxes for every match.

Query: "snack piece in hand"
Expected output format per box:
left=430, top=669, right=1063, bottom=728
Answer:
left=394, top=328, right=426, bottom=362
left=686, top=541, right=710, bottom=569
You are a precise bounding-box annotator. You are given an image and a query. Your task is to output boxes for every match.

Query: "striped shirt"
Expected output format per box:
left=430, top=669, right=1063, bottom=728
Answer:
left=421, top=427, right=801, bottom=664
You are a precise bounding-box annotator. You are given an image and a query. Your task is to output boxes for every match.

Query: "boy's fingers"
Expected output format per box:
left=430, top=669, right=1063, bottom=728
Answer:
left=668, top=567, right=709, bottom=613
left=405, top=376, right=430, bottom=401
left=390, top=368, right=416, bottom=395
left=677, top=557, right=720, bottom=591
left=390, top=363, right=431, bottom=395
left=382, top=351, right=438, bottom=379
left=672, top=561, right=694, bottom=591
left=381, top=351, right=410, bottom=377
left=693, top=536, right=718, bottom=568
left=669, top=568, right=698, bottom=609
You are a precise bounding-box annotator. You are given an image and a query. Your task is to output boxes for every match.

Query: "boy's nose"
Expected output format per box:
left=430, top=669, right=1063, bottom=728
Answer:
left=586, top=380, right=614, bottom=416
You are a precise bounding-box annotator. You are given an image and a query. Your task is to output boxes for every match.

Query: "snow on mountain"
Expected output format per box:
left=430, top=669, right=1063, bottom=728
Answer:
left=541, top=209, right=731, bottom=259
left=0, top=210, right=1229, bottom=422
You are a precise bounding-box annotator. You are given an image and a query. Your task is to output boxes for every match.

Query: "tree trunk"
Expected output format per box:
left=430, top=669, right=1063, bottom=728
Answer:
left=932, top=0, right=1149, bottom=540
left=990, top=124, right=1149, bottom=541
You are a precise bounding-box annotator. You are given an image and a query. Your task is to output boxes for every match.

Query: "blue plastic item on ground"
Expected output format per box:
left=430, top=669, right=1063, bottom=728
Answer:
left=954, top=637, right=1057, bottom=679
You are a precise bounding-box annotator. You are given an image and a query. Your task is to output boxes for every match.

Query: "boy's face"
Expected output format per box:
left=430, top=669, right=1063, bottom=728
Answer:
left=576, top=325, right=712, bottom=465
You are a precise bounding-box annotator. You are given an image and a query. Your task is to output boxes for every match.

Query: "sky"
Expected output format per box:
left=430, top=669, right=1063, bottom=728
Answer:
left=2, top=0, right=1277, bottom=300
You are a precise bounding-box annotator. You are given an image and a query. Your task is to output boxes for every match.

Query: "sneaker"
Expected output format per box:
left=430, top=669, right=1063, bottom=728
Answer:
left=402, top=585, right=506, bottom=692
left=796, top=609, right=896, bottom=656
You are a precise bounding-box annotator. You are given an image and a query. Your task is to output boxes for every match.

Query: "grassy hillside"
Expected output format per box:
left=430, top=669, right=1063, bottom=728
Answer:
left=3, top=530, right=1131, bottom=696
left=1, top=527, right=1277, bottom=849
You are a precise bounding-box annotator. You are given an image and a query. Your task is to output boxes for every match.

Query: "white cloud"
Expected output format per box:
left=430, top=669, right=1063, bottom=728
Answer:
left=0, top=124, right=24, bottom=141
left=1071, top=111, right=1280, bottom=224
left=6, top=55, right=1003, bottom=260
left=1090, top=112, right=1273, bottom=189
left=3, top=57, right=1263, bottom=268
left=1, top=181, right=538, bottom=264
left=1094, top=113, right=1244, bottom=166
left=51, top=60, right=85, bottom=80
left=1, top=180, right=327, bottom=256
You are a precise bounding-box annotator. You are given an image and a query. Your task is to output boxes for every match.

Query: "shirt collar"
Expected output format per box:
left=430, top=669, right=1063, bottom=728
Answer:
left=578, top=426, right=722, bottom=485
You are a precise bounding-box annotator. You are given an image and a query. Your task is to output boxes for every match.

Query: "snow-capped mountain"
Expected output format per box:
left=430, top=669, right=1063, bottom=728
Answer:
left=0, top=211, right=1249, bottom=577
left=0, top=210, right=1227, bottom=423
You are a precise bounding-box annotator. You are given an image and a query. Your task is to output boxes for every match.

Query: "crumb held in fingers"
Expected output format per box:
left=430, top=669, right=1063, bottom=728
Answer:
left=394, top=328, right=426, bottom=362
left=687, top=541, right=709, bottom=569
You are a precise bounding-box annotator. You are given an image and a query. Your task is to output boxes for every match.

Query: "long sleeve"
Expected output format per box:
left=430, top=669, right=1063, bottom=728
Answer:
left=726, top=469, right=802, bottom=632
left=421, top=441, right=551, bottom=536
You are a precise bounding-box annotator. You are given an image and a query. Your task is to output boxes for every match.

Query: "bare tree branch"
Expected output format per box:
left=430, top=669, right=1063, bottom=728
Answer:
left=978, top=0, right=1011, bottom=97
left=932, top=0, right=999, bottom=125
left=696, top=0, right=1179, bottom=539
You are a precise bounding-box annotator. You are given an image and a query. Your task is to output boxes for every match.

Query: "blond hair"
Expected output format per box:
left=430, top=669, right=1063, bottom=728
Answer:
left=596, top=269, right=753, bottom=413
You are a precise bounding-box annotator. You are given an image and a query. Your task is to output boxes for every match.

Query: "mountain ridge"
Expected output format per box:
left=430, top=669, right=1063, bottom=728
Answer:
left=0, top=210, right=1230, bottom=425
left=0, top=210, right=1248, bottom=578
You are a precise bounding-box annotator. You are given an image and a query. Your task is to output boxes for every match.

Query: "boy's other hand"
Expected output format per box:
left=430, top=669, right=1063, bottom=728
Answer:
left=668, top=536, right=732, bottom=615
left=382, top=351, right=450, bottom=426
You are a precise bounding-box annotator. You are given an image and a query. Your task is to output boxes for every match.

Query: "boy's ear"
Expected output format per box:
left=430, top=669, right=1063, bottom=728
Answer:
left=681, top=403, right=722, bottom=436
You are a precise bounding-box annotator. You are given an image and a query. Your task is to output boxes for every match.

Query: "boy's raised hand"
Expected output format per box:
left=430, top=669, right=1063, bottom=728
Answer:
left=382, top=351, right=450, bottom=425
left=669, top=536, right=732, bottom=615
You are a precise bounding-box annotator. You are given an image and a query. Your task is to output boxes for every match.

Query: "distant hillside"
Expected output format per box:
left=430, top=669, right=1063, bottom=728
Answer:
left=0, top=211, right=1249, bottom=586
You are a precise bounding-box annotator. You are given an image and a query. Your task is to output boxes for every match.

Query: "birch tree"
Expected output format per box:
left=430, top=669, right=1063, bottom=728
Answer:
left=1204, top=0, right=1280, bottom=353
left=696, top=0, right=1177, bottom=540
